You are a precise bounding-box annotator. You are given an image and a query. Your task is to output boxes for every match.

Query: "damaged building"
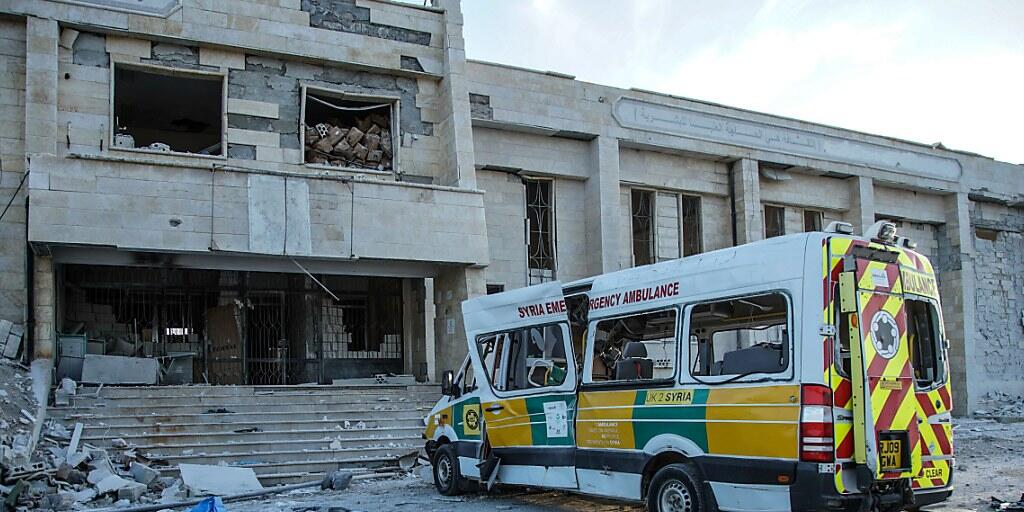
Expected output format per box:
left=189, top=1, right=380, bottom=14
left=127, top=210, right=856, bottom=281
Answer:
left=0, top=0, right=1020, bottom=444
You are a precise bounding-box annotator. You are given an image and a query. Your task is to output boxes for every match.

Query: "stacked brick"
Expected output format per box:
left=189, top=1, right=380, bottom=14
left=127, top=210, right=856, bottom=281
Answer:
left=304, top=113, right=393, bottom=170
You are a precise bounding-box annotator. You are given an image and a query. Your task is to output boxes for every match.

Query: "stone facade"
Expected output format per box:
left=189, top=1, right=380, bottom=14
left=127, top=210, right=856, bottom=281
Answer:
left=0, top=1, right=1021, bottom=410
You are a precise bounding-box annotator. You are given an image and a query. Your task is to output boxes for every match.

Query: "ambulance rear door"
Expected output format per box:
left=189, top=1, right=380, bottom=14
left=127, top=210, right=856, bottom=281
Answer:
left=836, top=246, right=923, bottom=486
left=462, top=282, right=579, bottom=489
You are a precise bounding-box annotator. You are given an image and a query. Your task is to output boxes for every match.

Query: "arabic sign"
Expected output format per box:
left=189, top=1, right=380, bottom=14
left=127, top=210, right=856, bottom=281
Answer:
left=612, top=97, right=962, bottom=182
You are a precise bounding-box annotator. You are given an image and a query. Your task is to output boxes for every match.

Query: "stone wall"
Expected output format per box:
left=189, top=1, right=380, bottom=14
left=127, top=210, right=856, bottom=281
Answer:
left=970, top=202, right=1024, bottom=399
left=0, top=19, right=26, bottom=328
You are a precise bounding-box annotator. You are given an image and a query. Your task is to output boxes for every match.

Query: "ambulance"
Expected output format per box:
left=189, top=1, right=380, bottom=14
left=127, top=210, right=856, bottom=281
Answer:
left=423, top=221, right=954, bottom=512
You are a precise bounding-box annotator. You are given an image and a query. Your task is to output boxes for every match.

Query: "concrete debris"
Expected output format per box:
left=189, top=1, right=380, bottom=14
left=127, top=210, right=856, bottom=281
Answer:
left=976, top=391, right=1024, bottom=418
left=179, top=463, right=264, bottom=496
left=991, top=494, right=1024, bottom=511
left=304, top=116, right=393, bottom=171
left=0, top=319, right=24, bottom=359
left=320, top=470, right=353, bottom=491
left=129, top=462, right=160, bottom=486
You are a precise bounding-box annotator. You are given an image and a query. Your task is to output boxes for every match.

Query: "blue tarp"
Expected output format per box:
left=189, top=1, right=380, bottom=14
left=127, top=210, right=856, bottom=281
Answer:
left=188, top=497, right=227, bottom=512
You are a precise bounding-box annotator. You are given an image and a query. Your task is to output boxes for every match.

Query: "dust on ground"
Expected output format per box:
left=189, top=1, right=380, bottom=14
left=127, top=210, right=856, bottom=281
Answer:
left=228, top=418, right=1024, bottom=512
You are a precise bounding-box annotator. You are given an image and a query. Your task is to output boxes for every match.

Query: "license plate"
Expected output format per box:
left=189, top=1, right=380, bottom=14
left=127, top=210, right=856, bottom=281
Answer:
left=878, top=439, right=903, bottom=471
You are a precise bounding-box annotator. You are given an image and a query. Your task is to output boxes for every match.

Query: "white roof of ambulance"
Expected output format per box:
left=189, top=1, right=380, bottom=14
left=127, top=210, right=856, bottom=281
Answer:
left=566, top=232, right=830, bottom=319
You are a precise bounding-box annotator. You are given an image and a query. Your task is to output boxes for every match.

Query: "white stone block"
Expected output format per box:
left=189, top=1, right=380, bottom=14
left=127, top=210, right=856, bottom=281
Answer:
left=227, top=98, right=279, bottom=119
left=199, top=47, right=245, bottom=69
left=227, top=128, right=278, bottom=147
left=105, top=36, right=151, bottom=59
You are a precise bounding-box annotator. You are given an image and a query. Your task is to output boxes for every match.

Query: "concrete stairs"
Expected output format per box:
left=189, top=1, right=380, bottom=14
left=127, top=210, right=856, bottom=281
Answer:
left=49, top=384, right=439, bottom=486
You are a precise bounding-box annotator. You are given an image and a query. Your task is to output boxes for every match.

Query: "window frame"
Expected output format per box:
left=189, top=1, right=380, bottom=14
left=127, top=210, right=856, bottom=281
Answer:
left=473, top=320, right=576, bottom=399
left=630, top=188, right=657, bottom=266
left=300, top=84, right=401, bottom=173
left=803, top=209, right=824, bottom=232
left=109, top=60, right=228, bottom=159
left=764, top=204, right=786, bottom=238
left=904, top=295, right=948, bottom=392
left=683, top=290, right=795, bottom=384
left=523, top=176, right=557, bottom=282
left=630, top=187, right=704, bottom=266
left=681, top=194, right=703, bottom=257
left=581, top=305, right=682, bottom=390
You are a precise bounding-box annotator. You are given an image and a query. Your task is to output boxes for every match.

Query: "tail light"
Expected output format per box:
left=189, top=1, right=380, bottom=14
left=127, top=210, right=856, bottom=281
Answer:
left=800, top=384, right=835, bottom=463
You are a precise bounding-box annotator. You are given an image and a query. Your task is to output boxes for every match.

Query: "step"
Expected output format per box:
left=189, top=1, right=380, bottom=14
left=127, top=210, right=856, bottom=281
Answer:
left=65, top=391, right=442, bottom=409
left=79, top=417, right=426, bottom=436
left=64, top=406, right=430, bottom=424
left=52, top=400, right=436, bottom=419
left=82, top=425, right=425, bottom=446
left=157, top=456, right=402, bottom=485
left=128, top=434, right=423, bottom=457
left=147, top=444, right=420, bottom=466
left=71, top=384, right=439, bottom=400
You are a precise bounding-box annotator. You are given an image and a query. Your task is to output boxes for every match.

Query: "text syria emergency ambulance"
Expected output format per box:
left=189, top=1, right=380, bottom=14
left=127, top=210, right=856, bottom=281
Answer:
left=423, top=220, right=954, bottom=512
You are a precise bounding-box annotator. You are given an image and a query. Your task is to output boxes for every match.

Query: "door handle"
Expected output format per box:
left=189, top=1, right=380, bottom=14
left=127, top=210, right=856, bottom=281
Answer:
left=485, top=405, right=504, bottom=413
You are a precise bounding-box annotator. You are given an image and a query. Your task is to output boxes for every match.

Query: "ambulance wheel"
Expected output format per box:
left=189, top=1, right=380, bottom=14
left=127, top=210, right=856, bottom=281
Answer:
left=648, top=463, right=707, bottom=512
left=432, top=444, right=466, bottom=496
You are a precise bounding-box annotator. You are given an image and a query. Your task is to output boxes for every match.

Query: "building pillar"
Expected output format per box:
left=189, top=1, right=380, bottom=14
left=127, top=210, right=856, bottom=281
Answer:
left=937, top=192, right=976, bottom=414
left=432, top=266, right=484, bottom=381
left=32, top=254, right=55, bottom=403
left=730, top=158, right=763, bottom=244
left=586, top=136, right=622, bottom=274
left=24, top=16, right=58, bottom=156
left=847, top=175, right=876, bottom=235
left=434, top=0, right=477, bottom=189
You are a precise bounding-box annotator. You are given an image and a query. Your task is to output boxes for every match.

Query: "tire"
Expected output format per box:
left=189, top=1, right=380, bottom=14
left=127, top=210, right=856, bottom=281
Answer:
left=647, top=463, right=708, bottom=512
left=432, top=444, right=465, bottom=496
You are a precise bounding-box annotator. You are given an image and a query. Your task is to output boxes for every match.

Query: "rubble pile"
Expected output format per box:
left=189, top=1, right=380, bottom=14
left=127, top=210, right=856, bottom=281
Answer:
left=303, top=113, right=393, bottom=170
left=1, top=359, right=41, bottom=474
left=975, top=391, right=1024, bottom=418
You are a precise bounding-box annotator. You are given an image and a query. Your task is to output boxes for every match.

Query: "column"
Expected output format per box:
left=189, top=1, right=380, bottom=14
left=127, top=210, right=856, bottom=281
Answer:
left=434, top=0, right=477, bottom=189
left=937, top=192, right=976, bottom=414
left=847, top=175, right=876, bottom=235
left=586, top=136, right=622, bottom=275
left=731, top=158, right=763, bottom=244
left=24, top=16, right=58, bottom=156
left=432, top=266, right=484, bottom=380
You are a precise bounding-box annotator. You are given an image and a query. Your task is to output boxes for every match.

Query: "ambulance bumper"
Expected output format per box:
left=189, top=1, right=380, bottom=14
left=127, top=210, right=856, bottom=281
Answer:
left=788, top=463, right=951, bottom=512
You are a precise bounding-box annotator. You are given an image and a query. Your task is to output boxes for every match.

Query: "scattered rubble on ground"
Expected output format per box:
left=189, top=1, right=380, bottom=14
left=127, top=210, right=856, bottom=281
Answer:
left=975, top=391, right=1024, bottom=419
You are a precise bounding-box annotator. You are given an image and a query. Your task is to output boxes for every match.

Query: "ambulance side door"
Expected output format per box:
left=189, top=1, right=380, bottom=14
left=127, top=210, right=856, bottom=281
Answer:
left=462, top=282, right=579, bottom=489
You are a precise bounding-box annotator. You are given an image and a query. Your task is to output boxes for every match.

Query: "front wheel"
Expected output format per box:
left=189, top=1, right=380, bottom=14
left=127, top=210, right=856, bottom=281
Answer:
left=432, top=444, right=465, bottom=496
left=647, top=463, right=708, bottom=512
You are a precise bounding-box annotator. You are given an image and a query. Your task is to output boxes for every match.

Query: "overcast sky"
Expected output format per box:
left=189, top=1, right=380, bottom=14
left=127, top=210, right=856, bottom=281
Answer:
left=461, top=1, right=1024, bottom=165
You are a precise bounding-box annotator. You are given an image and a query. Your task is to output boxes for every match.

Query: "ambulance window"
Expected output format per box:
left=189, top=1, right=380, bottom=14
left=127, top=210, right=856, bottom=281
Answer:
left=460, top=359, right=476, bottom=395
left=907, top=299, right=944, bottom=387
left=476, top=325, right=569, bottom=392
left=689, top=293, right=789, bottom=377
left=591, top=309, right=678, bottom=382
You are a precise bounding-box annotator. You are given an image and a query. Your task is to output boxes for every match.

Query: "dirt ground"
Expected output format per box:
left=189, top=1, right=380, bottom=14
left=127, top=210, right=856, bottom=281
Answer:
left=229, top=418, right=1024, bottom=512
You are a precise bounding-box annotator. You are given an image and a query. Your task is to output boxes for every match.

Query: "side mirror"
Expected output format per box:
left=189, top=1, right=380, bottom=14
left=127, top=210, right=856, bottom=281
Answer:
left=441, top=370, right=455, bottom=397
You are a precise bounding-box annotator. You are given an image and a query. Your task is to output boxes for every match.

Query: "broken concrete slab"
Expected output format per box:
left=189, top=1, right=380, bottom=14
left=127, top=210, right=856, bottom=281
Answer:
left=130, top=461, right=160, bottom=485
left=81, top=355, right=158, bottom=385
left=179, top=464, right=263, bottom=496
left=117, top=481, right=148, bottom=502
left=95, top=473, right=136, bottom=495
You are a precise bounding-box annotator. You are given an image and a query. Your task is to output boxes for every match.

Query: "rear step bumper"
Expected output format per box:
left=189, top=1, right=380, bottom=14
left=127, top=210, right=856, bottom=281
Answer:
left=789, top=463, right=950, bottom=511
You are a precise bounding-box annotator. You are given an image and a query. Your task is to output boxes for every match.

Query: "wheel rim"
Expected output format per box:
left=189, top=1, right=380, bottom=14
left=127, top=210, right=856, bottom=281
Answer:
left=436, top=454, right=452, bottom=488
left=659, top=479, right=694, bottom=512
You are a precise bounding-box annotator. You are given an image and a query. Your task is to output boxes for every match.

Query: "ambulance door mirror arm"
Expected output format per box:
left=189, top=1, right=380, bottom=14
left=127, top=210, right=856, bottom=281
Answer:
left=441, top=370, right=456, bottom=397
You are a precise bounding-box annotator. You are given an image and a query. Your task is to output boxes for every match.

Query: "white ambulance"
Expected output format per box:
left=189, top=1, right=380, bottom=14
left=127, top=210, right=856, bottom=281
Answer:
left=424, top=221, right=954, bottom=511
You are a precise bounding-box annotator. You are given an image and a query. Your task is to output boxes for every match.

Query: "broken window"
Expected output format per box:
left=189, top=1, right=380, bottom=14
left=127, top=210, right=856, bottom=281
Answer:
left=302, top=88, right=395, bottom=171
left=590, top=309, right=677, bottom=382
left=689, top=293, right=790, bottom=377
left=907, top=299, right=944, bottom=388
left=476, top=324, right=569, bottom=391
left=113, top=64, right=224, bottom=155
left=764, top=205, right=786, bottom=238
left=631, top=189, right=655, bottom=266
left=804, top=209, right=823, bottom=232
left=681, top=195, right=703, bottom=257
left=525, top=178, right=555, bottom=283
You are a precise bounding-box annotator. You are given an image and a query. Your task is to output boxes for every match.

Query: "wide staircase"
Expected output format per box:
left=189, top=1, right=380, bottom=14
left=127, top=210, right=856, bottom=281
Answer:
left=49, top=384, right=439, bottom=486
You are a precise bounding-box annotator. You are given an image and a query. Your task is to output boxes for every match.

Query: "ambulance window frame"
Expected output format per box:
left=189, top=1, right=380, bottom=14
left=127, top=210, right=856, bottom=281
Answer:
left=580, top=305, right=682, bottom=390
left=905, top=295, right=947, bottom=392
left=683, top=290, right=795, bottom=383
left=473, top=320, right=576, bottom=399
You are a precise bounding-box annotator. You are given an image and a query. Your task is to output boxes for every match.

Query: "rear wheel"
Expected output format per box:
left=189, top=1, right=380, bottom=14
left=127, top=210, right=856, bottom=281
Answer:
left=432, top=444, right=465, bottom=496
left=647, top=463, right=707, bottom=512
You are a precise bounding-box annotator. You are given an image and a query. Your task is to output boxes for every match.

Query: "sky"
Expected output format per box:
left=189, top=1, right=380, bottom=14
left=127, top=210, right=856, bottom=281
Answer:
left=460, top=1, right=1024, bottom=165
